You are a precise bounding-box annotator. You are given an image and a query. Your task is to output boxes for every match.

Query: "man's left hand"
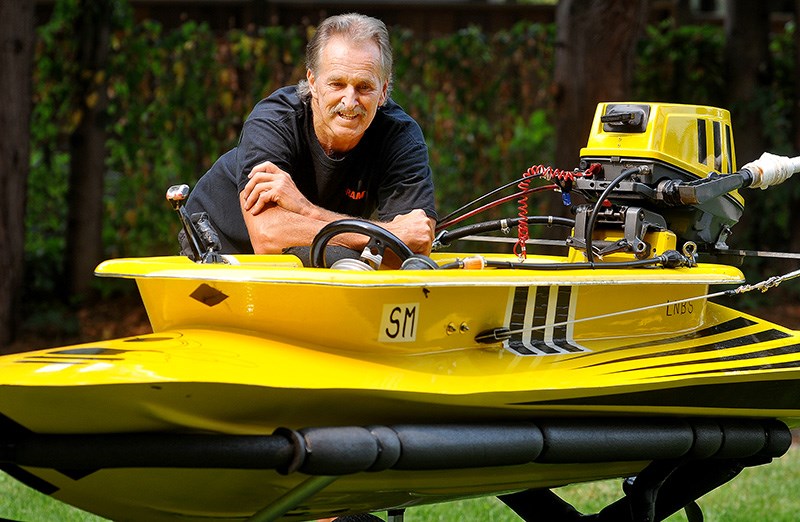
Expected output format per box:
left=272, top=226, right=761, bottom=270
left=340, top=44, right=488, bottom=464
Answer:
left=381, top=209, right=435, bottom=255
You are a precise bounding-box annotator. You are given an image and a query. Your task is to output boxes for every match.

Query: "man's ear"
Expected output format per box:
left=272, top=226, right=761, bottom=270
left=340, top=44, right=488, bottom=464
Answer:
left=379, top=81, right=389, bottom=106
left=307, top=69, right=317, bottom=96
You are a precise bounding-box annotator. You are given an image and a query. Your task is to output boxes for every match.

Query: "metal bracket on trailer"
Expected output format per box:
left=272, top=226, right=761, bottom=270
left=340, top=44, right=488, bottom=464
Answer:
left=247, top=475, right=339, bottom=522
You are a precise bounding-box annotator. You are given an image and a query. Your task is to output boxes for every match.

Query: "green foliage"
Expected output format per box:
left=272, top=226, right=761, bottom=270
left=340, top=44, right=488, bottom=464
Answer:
left=30, top=2, right=311, bottom=274
left=738, top=22, right=799, bottom=252
left=765, top=21, right=797, bottom=155
left=634, top=21, right=727, bottom=107
left=391, top=22, right=556, bottom=216
left=26, top=0, right=76, bottom=295
left=104, top=19, right=228, bottom=257
left=27, top=0, right=132, bottom=295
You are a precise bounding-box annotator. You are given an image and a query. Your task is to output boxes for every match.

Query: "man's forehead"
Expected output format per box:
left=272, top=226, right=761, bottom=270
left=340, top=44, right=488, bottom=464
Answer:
left=318, top=37, right=382, bottom=71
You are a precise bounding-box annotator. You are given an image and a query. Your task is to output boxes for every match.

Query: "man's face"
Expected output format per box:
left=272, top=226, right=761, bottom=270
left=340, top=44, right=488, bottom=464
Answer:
left=308, top=36, right=388, bottom=154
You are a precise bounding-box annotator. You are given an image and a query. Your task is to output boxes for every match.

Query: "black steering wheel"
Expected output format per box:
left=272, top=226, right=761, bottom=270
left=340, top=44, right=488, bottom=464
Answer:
left=310, top=219, right=414, bottom=268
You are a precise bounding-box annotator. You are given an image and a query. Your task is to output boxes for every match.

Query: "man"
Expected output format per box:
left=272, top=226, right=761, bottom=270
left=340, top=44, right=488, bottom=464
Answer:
left=184, top=13, right=437, bottom=262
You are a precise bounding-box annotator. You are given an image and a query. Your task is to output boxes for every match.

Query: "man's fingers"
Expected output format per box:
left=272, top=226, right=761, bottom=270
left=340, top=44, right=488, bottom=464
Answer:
left=248, top=184, right=276, bottom=214
left=248, top=161, right=278, bottom=178
left=249, top=196, right=267, bottom=215
left=243, top=184, right=263, bottom=210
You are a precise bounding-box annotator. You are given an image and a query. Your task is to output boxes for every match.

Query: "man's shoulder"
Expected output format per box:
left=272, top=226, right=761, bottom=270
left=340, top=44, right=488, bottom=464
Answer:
left=249, top=86, right=307, bottom=122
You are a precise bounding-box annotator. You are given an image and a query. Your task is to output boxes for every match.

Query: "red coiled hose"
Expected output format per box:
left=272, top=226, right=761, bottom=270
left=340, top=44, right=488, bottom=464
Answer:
left=514, top=163, right=600, bottom=259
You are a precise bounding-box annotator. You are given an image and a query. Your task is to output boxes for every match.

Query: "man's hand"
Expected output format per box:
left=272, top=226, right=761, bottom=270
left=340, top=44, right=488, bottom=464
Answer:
left=381, top=209, right=435, bottom=255
left=242, top=161, right=316, bottom=217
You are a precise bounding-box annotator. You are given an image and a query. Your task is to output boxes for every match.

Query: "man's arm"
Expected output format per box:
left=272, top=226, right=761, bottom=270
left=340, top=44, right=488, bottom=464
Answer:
left=241, top=162, right=434, bottom=254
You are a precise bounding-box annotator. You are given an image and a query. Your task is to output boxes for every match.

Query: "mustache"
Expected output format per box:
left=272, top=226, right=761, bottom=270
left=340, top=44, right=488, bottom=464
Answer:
left=330, top=101, right=367, bottom=118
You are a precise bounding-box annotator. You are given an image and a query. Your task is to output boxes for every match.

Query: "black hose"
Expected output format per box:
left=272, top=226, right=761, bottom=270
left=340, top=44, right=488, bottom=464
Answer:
left=0, top=418, right=789, bottom=474
left=435, top=215, right=575, bottom=249
left=483, top=255, right=668, bottom=271
left=585, top=167, right=642, bottom=263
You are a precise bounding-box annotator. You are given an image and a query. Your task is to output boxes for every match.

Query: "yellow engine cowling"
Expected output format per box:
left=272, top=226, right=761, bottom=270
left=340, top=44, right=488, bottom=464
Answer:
left=575, top=103, right=746, bottom=249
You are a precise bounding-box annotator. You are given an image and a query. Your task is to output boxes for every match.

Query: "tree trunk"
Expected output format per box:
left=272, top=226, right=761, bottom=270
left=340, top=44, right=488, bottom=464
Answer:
left=65, top=1, right=113, bottom=299
left=788, top=1, right=800, bottom=259
left=721, top=0, right=773, bottom=261
left=553, top=0, right=648, bottom=170
left=724, top=0, right=770, bottom=166
left=673, top=0, right=693, bottom=26
left=0, top=0, right=35, bottom=352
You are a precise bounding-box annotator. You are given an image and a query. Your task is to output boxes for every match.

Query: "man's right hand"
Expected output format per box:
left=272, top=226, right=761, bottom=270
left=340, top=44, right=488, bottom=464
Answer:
left=381, top=209, right=435, bottom=255
left=242, top=161, right=317, bottom=217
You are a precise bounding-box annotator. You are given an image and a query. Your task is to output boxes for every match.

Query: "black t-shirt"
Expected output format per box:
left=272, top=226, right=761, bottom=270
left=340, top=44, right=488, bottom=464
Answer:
left=186, top=86, right=437, bottom=253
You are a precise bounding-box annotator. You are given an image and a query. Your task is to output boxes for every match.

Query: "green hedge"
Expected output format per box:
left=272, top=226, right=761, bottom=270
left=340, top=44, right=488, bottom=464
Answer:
left=26, top=2, right=798, bottom=299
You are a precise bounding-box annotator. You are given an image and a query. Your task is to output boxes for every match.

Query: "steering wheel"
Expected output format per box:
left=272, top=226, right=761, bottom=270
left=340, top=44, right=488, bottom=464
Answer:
left=310, top=219, right=414, bottom=268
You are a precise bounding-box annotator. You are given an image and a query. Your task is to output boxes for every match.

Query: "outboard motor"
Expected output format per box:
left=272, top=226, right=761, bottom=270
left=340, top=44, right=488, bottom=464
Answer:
left=571, top=103, right=800, bottom=257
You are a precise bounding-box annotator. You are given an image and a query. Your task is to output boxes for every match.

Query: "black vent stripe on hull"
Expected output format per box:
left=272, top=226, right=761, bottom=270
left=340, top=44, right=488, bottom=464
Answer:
left=658, top=357, right=800, bottom=377
left=588, top=329, right=794, bottom=370
left=15, top=346, right=156, bottom=366
left=611, top=343, right=800, bottom=376
left=505, top=285, right=589, bottom=356
left=511, top=377, right=800, bottom=412
left=612, top=316, right=759, bottom=352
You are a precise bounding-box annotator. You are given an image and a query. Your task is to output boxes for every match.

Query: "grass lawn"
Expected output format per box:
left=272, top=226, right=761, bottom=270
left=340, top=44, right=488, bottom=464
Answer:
left=406, top=446, right=800, bottom=521
left=1, top=447, right=798, bottom=521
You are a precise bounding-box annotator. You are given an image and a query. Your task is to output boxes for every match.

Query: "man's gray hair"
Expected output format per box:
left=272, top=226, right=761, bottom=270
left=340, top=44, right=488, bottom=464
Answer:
left=297, top=13, right=393, bottom=104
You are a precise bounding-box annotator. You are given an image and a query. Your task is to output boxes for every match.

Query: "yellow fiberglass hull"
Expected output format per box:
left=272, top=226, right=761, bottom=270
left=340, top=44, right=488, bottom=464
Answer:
left=1, top=302, right=800, bottom=434
left=0, top=315, right=797, bottom=521
left=0, top=308, right=797, bottom=521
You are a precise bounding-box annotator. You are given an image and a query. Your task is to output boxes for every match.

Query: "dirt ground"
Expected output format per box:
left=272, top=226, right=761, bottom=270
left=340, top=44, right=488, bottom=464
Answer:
left=8, top=295, right=153, bottom=353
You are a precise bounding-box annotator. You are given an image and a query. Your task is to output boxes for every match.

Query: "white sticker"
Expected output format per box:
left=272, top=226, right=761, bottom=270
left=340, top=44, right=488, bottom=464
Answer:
left=379, top=303, right=419, bottom=342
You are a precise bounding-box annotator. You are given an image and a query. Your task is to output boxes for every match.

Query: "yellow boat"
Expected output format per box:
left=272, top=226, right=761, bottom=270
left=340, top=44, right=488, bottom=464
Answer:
left=2, top=103, right=800, bottom=522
